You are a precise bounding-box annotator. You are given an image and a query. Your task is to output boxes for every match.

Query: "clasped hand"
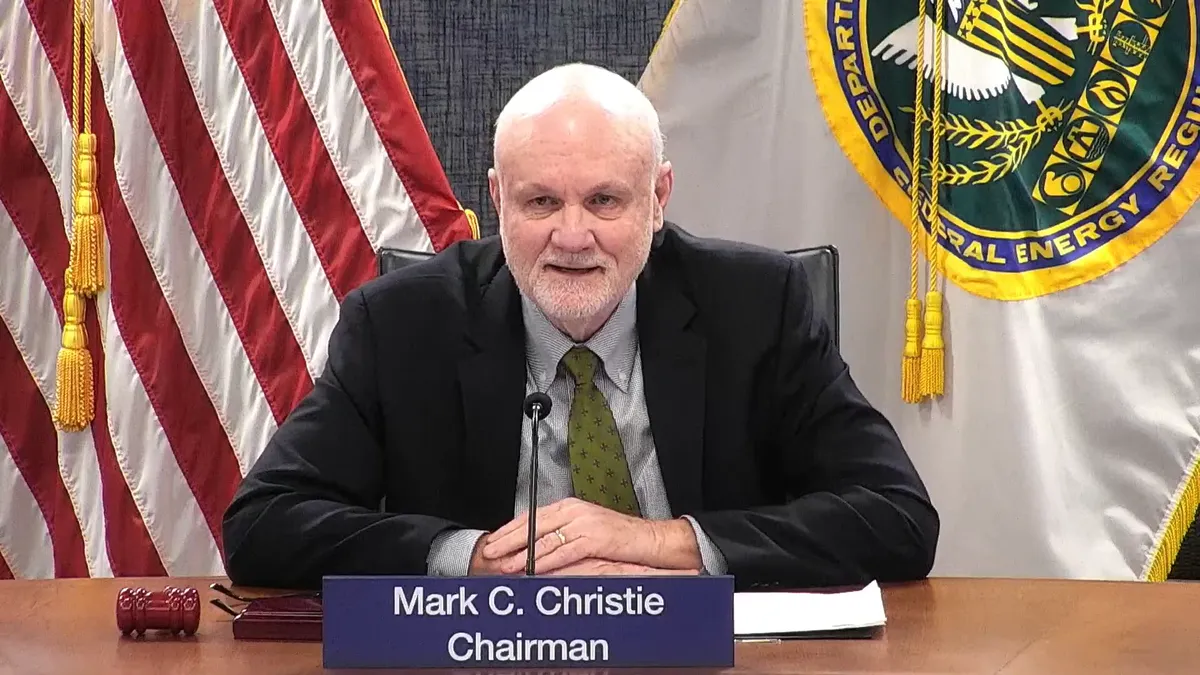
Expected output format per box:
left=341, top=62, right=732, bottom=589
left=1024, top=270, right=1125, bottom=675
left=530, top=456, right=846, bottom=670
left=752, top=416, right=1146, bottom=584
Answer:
left=469, top=498, right=703, bottom=576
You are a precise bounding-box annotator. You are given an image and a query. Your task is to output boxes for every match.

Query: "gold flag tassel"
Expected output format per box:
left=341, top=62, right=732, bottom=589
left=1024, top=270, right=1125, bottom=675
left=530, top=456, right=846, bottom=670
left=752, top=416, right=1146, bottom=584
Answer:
left=71, top=133, right=105, bottom=295
left=54, top=0, right=105, bottom=431
left=54, top=288, right=93, bottom=431
left=920, top=0, right=948, bottom=398
left=902, top=0, right=931, bottom=404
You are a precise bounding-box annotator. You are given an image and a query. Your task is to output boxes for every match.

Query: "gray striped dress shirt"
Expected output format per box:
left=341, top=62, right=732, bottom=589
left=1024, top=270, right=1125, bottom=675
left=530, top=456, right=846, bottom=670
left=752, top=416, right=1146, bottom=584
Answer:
left=426, top=286, right=728, bottom=576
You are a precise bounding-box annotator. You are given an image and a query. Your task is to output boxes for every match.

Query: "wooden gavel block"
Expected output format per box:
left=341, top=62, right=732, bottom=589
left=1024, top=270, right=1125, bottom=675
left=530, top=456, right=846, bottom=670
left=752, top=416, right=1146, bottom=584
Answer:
left=116, top=586, right=201, bottom=637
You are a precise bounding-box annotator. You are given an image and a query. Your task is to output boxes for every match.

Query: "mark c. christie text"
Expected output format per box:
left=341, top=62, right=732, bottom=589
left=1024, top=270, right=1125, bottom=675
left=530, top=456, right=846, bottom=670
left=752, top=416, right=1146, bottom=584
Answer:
left=394, top=584, right=666, bottom=617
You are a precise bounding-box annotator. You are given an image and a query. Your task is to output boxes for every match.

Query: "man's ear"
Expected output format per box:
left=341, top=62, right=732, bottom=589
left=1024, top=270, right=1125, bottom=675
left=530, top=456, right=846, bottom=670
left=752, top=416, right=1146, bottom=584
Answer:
left=488, top=168, right=502, bottom=217
left=653, top=161, right=673, bottom=232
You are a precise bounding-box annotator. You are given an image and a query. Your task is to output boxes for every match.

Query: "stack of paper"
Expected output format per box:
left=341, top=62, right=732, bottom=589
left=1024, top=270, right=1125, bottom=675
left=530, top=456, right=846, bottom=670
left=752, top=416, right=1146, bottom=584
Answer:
left=733, top=581, right=887, bottom=640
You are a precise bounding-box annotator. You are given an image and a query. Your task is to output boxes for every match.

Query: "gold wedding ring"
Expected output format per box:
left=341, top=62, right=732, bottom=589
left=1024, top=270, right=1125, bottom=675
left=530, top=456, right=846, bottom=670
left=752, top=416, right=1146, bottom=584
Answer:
left=554, top=529, right=566, bottom=545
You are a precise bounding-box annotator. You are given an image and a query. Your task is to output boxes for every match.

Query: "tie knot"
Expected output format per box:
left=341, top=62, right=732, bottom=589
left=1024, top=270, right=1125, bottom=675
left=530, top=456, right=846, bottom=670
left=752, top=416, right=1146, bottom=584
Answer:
left=561, top=346, right=600, bottom=387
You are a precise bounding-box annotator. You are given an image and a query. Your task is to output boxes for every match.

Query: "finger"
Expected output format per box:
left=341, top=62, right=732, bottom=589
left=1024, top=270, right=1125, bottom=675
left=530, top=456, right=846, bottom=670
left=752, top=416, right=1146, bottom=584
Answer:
left=486, top=551, right=529, bottom=575
left=484, top=511, right=529, bottom=548
left=533, top=538, right=594, bottom=575
left=483, top=510, right=567, bottom=560
left=503, top=527, right=578, bottom=574
left=499, top=530, right=563, bottom=574
left=482, top=508, right=544, bottom=559
left=486, top=498, right=572, bottom=546
left=484, top=496, right=579, bottom=558
left=482, top=531, right=528, bottom=560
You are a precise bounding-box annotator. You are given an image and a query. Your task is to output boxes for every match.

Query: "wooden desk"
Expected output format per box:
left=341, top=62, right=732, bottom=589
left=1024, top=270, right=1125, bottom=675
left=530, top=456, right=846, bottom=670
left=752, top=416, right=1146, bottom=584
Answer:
left=1, top=576, right=1197, bottom=674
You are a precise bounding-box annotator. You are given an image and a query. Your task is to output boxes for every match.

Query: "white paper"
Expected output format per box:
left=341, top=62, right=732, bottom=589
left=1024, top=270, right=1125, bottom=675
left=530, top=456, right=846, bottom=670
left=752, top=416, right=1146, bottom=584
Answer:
left=733, top=581, right=887, bottom=636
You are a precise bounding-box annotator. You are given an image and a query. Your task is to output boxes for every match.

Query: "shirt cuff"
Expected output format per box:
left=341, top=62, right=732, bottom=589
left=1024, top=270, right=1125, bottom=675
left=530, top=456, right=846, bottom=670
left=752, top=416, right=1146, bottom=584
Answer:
left=426, top=528, right=487, bottom=576
left=681, top=515, right=728, bottom=575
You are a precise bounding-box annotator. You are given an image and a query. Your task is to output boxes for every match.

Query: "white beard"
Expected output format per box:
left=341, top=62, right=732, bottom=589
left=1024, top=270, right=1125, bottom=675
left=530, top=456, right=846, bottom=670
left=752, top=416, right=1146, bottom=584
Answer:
left=500, top=209, right=656, bottom=332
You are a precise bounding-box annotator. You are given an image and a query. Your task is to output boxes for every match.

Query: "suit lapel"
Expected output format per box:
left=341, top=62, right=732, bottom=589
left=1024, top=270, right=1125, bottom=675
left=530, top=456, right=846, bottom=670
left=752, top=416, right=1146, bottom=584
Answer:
left=459, top=266, right=526, bottom=529
left=637, top=253, right=706, bottom=516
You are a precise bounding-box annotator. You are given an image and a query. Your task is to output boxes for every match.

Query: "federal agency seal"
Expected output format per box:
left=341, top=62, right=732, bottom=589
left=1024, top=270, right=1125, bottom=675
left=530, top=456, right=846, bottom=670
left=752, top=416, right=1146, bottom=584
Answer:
left=806, top=0, right=1200, bottom=299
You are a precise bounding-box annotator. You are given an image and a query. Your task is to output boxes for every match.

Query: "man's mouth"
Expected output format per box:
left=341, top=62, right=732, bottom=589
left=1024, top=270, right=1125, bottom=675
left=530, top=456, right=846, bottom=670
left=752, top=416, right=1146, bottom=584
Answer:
left=546, top=264, right=600, bottom=276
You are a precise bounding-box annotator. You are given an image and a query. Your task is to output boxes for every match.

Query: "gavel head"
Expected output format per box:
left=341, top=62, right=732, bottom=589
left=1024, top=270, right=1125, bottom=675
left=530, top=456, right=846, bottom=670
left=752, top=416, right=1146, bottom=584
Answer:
left=116, top=586, right=201, bottom=637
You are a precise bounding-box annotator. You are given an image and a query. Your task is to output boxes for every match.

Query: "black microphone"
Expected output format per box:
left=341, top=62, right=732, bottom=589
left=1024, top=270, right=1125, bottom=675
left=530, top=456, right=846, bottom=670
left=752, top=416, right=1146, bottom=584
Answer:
left=522, top=392, right=552, bottom=575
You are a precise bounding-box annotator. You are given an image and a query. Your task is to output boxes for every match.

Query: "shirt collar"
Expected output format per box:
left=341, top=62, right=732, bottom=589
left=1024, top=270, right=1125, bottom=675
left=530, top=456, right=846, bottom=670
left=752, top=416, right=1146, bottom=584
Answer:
left=522, top=286, right=638, bottom=394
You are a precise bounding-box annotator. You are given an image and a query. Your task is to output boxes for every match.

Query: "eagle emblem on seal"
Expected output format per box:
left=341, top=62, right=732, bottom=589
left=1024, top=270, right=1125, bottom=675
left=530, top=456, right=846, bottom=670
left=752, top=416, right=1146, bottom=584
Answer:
left=806, top=0, right=1200, bottom=299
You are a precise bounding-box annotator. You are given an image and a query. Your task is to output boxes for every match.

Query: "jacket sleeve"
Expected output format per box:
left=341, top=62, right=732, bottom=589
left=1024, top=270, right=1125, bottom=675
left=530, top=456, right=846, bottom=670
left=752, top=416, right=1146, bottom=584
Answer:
left=690, top=258, right=939, bottom=590
left=222, top=288, right=464, bottom=589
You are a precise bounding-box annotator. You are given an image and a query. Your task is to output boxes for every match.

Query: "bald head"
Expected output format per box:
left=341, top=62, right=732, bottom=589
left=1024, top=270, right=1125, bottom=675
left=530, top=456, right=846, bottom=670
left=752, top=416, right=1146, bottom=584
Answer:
left=492, top=63, right=664, bottom=173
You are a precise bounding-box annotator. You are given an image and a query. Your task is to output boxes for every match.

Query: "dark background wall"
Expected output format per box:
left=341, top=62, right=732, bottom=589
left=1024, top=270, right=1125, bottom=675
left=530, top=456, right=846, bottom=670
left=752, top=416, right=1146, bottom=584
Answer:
left=379, top=0, right=674, bottom=237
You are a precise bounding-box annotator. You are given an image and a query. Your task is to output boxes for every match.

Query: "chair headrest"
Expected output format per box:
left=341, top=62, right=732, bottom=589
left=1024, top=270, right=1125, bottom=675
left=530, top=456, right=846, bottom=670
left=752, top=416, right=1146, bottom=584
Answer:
left=786, top=246, right=840, bottom=347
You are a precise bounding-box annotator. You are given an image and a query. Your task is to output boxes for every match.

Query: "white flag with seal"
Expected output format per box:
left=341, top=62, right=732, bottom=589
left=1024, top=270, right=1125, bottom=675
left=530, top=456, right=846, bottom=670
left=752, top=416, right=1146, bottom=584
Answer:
left=639, top=0, right=1200, bottom=580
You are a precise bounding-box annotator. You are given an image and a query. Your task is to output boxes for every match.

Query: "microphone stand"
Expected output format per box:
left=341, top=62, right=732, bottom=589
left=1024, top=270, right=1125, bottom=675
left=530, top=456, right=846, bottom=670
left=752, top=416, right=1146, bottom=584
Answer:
left=526, top=406, right=541, bottom=576
left=522, top=392, right=551, bottom=576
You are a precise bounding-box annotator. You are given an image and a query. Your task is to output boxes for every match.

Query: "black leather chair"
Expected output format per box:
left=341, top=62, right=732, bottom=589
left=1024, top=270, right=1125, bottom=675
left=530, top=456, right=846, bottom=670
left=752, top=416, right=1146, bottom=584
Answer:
left=377, top=247, right=435, bottom=276
left=377, top=243, right=839, bottom=347
left=787, top=245, right=839, bottom=348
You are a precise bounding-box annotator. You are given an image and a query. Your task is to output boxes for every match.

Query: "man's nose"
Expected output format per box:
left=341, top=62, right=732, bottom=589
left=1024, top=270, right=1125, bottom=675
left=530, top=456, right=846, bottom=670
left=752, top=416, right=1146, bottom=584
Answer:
left=549, top=207, right=593, bottom=251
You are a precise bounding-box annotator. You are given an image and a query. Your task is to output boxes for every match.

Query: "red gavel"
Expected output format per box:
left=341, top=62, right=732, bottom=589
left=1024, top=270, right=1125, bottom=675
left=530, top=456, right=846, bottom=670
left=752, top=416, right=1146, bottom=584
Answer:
left=116, top=586, right=201, bottom=637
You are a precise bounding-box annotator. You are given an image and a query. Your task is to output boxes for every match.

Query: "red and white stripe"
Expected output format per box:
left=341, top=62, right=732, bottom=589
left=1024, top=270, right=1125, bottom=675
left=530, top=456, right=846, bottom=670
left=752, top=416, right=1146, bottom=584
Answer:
left=0, top=0, right=473, bottom=578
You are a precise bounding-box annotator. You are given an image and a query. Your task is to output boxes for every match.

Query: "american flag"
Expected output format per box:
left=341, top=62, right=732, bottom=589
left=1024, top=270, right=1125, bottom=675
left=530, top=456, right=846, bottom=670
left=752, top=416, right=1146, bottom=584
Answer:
left=0, top=0, right=474, bottom=578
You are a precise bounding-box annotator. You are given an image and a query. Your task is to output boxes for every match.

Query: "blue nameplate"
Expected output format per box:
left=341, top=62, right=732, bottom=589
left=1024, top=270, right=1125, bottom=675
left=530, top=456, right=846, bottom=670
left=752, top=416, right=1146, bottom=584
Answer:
left=322, top=575, right=734, bottom=668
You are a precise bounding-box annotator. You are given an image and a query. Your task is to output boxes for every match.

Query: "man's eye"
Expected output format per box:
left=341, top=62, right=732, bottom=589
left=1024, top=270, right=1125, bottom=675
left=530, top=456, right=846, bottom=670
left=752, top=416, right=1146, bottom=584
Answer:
left=529, top=196, right=556, bottom=208
left=591, top=194, right=617, bottom=207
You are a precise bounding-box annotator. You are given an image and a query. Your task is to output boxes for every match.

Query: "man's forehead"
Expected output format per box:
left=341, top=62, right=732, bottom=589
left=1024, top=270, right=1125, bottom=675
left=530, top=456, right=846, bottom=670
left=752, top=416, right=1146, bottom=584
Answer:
left=500, top=144, right=649, bottom=191
left=497, top=102, right=651, bottom=159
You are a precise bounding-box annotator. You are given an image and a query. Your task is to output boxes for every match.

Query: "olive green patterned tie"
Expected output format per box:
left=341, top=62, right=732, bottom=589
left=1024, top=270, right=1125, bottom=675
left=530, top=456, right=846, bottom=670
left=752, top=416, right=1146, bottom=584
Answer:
left=561, top=346, right=641, bottom=516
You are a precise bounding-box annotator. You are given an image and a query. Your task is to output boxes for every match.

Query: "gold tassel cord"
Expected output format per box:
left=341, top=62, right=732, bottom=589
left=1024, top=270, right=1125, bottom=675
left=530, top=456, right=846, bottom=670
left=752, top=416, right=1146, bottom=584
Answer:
left=902, top=0, right=930, bottom=404
left=921, top=0, right=948, bottom=398
left=74, top=0, right=104, bottom=295
left=54, top=0, right=105, bottom=431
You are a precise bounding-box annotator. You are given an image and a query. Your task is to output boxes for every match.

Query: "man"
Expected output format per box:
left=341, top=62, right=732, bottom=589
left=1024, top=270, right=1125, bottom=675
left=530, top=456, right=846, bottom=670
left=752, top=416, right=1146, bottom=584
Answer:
left=221, top=63, right=939, bottom=590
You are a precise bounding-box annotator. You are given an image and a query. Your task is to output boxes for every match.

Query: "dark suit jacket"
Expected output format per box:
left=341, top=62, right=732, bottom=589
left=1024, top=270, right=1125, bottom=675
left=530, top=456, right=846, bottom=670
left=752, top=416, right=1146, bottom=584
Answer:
left=222, top=224, right=939, bottom=590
